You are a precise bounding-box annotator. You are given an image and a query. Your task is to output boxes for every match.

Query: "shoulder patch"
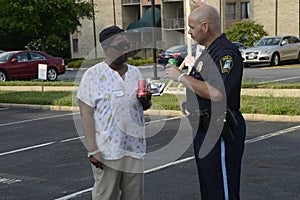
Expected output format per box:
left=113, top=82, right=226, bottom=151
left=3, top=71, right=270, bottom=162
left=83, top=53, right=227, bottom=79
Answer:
left=219, top=55, right=233, bottom=73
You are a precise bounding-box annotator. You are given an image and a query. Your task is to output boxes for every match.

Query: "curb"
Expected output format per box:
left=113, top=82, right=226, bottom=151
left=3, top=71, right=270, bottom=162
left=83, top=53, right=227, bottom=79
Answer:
left=1, top=103, right=299, bottom=122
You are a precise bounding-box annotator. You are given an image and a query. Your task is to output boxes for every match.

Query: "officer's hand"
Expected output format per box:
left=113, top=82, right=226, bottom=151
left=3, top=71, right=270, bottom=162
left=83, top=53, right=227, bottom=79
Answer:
left=165, top=64, right=182, bottom=81
left=180, top=99, right=187, bottom=115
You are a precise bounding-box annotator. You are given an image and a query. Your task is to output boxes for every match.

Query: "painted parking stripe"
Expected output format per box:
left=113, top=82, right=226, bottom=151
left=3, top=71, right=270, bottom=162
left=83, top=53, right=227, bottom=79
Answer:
left=261, top=65, right=300, bottom=69
left=245, top=125, right=300, bottom=144
left=258, top=76, right=300, bottom=84
left=0, top=177, right=22, bottom=185
left=54, top=124, right=300, bottom=200
left=0, top=116, right=180, bottom=158
left=0, top=142, right=55, bottom=157
left=0, top=113, right=76, bottom=127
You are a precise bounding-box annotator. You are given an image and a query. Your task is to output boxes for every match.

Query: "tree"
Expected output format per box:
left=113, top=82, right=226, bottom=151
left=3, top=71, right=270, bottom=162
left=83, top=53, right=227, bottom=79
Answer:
left=26, top=34, right=70, bottom=58
left=225, top=21, right=268, bottom=47
left=0, top=0, right=93, bottom=52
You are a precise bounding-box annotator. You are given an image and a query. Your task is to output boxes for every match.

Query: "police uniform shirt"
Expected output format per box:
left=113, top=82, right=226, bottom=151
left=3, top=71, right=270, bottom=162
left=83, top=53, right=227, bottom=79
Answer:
left=186, top=33, right=243, bottom=113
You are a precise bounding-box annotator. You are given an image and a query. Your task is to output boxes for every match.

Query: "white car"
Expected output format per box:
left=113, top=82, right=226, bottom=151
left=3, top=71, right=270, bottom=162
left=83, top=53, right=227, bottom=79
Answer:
left=241, top=36, right=300, bottom=67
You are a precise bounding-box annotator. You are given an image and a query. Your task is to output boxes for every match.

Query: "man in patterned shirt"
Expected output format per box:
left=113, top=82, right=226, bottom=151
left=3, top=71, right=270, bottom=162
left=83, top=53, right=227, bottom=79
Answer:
left=77, top=25, right=151, bottom=200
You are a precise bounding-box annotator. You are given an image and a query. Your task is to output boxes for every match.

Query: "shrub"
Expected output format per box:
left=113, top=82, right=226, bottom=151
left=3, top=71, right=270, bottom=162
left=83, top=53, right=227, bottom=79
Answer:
left=225, top=21, right=268, bottom=47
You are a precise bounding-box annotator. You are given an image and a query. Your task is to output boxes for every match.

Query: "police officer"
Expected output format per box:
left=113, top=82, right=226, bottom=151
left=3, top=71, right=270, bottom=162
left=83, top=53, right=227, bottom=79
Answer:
left=165, top=3, right=246, bottom=200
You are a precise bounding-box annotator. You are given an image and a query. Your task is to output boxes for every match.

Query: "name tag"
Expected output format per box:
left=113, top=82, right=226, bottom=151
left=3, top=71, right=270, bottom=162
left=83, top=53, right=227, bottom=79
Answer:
left=112, top=89, right=124, bottom=97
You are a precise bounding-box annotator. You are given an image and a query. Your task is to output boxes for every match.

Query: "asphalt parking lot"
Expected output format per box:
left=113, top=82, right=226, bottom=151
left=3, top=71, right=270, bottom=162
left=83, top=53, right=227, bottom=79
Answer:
left=0, top=107, right=299, bottom=200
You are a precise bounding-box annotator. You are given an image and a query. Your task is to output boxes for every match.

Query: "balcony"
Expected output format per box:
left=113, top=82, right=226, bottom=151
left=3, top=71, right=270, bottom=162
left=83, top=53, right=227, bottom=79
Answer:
left=122, top=0, right=140, bottom=5
left=164, top=18, right=184, bottom=29
left=163, top=0, right=183, bottom=2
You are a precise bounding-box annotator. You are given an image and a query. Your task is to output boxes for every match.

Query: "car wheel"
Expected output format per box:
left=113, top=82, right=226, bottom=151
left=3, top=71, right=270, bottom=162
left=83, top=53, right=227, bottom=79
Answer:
left=0, top=70, right=7, bottom=82
left=270, top=53, right=280, bottom=66
left=47, top=67, right=58, bottom=81
left=297, top=52, right=300, bottom=63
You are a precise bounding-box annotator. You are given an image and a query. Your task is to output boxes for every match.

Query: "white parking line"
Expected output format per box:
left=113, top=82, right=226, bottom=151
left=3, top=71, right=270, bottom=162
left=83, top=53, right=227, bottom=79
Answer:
left=0, top=177, right=22, bottom=185
left=245, top=125, right=300, bottom=144
left=60, top=136, right=85, bottom=143
left=0, top=113, right=75, bottom=127
left=0, top=108, right=8, bottom=111
left=0, top=142, right=55, bottom=156
left=54, top=124, right=300, bottom=200
left=0, top=116, right=179, bottom=158
left=258, top=76, right=300, bottom=84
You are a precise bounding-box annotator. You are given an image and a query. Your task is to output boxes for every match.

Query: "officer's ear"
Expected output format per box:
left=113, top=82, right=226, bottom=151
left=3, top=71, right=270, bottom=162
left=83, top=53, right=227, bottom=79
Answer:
left=201, top=22, right=209, bottom=32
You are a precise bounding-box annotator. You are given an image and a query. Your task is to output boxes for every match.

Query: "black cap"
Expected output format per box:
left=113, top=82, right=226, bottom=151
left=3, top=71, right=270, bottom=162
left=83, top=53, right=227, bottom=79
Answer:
left=99, top=25, right=124, bottom=48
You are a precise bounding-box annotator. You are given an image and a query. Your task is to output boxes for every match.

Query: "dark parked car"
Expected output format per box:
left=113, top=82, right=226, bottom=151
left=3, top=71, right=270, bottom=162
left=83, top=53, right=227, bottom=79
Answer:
left=158, top=44, right=198, bottom=67
left=0, top=50, right=66, bottom=82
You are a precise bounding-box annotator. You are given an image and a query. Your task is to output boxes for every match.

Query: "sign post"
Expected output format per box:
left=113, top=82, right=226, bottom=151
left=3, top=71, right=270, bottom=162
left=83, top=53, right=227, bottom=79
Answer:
left=38, top=64, right=47, bottom=92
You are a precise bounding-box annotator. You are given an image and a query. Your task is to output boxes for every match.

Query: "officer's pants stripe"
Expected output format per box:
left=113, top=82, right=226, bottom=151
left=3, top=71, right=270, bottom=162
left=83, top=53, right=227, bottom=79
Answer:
left=221, top=139, right=229, bottom=200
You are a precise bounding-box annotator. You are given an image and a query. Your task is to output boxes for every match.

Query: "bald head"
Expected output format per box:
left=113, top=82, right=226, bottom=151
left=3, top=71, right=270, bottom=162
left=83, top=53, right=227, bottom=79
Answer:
left=189, top=3, right=221, bottom=33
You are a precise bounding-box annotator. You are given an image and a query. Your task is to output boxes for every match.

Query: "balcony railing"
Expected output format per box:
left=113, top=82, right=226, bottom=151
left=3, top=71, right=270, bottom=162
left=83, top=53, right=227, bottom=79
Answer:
left=122, top=0, right=140, bottom=4
left=164, top=18, right=184, bottom=29
left=163, top=0, right=183, bottom=2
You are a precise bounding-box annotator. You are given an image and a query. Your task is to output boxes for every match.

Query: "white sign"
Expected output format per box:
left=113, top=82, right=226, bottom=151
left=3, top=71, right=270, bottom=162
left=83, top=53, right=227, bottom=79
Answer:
left=38, top=64, right=47, bottom=80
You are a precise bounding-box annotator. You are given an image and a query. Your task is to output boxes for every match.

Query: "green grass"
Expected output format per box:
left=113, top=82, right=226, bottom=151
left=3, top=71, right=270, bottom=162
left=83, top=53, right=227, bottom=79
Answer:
left=0, top=91, right=74, bottom=106
left=241, top=95, right=300, bottom=115
left=0, top=80, right=78, bottom=86
left=0, top=77, right=299, bottom=116
left=242, top=80, right=300, bottom=89
left=0, top=91, right=299, bottom=116
left=1, top=79, right=300, bottom=89
left=65, top=57, right=153, bottom=68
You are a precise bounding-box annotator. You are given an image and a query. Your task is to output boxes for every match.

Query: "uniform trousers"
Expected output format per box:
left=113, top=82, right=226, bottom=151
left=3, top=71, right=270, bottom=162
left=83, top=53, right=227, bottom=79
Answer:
left=193, top=113, right=246, bottom=200
left=91, top=156, right=144, bottom=200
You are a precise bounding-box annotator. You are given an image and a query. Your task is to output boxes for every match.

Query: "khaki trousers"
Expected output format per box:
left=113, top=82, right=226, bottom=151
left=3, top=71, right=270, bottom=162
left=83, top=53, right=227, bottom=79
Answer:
left=91, top=156, right=144, bottom=200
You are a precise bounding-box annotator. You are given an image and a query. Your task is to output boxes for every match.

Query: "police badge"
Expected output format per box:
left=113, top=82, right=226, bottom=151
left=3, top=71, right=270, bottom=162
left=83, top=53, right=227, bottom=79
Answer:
left=196, top=61, right=203, bottom=73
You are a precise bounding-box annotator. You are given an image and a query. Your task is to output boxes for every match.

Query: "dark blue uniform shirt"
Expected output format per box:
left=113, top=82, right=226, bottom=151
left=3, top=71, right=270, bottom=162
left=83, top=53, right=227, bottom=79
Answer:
left=186, top=33, right=243, bottom=112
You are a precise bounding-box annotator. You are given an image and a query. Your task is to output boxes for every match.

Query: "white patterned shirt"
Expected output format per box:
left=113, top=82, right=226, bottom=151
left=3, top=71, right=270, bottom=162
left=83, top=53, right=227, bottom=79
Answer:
left=77, top=62, right=146, bottom=160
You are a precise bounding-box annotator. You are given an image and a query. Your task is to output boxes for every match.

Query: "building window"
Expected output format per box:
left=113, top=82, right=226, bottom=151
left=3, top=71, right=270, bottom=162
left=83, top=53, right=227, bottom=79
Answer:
left=73, top=39, right=78, bottom=52
left=241, top=2, right=250, bottom=19
left=226, top=3, right=236, bottom=20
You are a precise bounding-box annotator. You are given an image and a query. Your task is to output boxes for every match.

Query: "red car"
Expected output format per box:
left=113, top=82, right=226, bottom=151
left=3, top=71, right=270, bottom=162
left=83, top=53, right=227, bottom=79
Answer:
left=0, top=50, right=66, bottom=81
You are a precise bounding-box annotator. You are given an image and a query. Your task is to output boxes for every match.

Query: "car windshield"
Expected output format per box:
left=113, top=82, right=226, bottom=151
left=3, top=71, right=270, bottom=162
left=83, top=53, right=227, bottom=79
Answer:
left=0, top=51, right=16, bottom=63
left=255, top=37, right=281, bottom=46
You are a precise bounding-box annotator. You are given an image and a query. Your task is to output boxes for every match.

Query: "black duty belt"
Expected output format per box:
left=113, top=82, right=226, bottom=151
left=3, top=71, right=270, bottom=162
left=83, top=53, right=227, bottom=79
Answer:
left=189, top=109, right=241, bottom=119
left=188, top=108, right=211, bottom=119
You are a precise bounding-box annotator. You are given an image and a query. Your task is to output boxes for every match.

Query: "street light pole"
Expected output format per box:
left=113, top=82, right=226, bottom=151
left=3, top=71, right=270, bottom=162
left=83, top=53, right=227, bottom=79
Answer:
left=91, top=0, right=97, bottom=58
left=151, top=0, right=158, bottom=79
left=113, top=0, right=116, bottom=26
left=275, top=0, right=278, bottom=36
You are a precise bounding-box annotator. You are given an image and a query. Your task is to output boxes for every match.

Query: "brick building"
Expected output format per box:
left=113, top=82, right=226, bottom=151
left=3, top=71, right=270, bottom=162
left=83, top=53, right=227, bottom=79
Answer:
left=70, top=0, right=300, bottom=59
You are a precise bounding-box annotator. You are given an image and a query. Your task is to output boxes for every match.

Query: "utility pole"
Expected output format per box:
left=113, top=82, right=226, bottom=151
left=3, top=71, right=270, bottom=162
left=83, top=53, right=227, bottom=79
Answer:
left=91, top=0, right=97, bottom=58
left=113, top=0, right=116, bottom=26
left=186, top=0, right=192, bottom=56
left=151, top=0, right=158, bottom=79
left=275, top=0, right=278, bottom=36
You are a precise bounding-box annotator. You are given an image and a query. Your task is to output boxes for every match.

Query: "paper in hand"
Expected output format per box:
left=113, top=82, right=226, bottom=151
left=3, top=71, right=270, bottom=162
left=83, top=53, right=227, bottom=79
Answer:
left=150, top=82, right=166, bottom=96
